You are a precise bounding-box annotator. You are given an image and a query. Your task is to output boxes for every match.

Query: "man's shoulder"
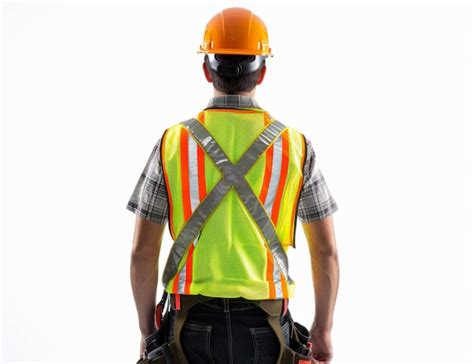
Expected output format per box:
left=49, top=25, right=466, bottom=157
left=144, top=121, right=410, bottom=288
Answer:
left=267, top=115, right=308, bottom=146
left=160, top=119, right=190, bottom=138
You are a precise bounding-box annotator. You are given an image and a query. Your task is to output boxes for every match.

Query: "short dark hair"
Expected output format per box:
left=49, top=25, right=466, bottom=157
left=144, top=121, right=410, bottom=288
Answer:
left=206, top=54, right=265, bottom=95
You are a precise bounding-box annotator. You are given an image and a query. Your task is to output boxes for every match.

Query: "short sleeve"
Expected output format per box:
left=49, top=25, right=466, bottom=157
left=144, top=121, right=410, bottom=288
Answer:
left=126, top=137, right=169, bottom=224
left=297, top=139, right=338, bottom=222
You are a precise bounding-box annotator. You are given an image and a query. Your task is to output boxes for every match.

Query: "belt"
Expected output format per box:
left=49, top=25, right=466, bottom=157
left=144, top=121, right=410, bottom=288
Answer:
left=170, top=293, right=288, bottom=317
left=171, top=295, right=288, bottom=326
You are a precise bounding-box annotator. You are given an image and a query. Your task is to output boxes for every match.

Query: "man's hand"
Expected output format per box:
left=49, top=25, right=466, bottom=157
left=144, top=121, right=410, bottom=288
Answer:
left=130, top=217, right=166, bottom=360
left=310, top=326, right=333, bottom=364
left=140, top=336, right=146, bottom=359
left=139, top=331, right=153, bottom=360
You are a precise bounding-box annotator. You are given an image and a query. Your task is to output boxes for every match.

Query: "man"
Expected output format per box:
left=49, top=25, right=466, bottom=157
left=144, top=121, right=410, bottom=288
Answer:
left=128, top=7, right=339, bottom=364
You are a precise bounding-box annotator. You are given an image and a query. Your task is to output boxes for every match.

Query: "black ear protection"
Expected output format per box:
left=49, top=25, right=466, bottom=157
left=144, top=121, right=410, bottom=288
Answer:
left=205, top=54, right=266, bottom=77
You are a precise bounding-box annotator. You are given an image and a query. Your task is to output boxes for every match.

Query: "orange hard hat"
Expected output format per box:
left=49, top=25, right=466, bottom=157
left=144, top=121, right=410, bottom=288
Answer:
left=198, top=7, right=273, bottom=57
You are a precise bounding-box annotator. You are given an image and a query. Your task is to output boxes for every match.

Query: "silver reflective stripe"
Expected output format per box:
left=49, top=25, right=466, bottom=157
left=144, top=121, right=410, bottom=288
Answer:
left=162, top=118, right=292, bottom=286
left=188, top=136, right=200, bottom=212
left=264, top=136, right=282, bottom=214
left=275, top=276, right=283, bottom=298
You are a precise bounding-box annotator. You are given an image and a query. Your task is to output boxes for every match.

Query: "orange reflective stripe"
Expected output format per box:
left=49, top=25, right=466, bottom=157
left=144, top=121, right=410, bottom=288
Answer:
left=271, top=129, right=289, bottom=225
left=266, top=248, right=276, bottom=299
left=259, top=144, right=273, bottom=203
left=280, top=271, right=288, bottom=298
left=172, top=270, right=179, bottom=294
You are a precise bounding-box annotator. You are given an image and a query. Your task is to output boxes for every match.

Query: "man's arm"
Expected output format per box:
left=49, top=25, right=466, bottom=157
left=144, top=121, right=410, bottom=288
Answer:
left=130, top=216, right=166, bottom=337
left=302, top=215, right=339, bottom=363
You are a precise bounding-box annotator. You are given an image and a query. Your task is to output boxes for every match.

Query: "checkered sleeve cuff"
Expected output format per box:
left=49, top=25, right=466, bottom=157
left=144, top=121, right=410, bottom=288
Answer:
left=126, top=137, right=169, bottom=224
left=297, top=139, right=338, bottom=222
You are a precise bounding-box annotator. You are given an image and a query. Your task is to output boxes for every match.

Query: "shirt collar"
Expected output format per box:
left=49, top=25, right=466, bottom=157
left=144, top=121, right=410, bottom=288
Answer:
left=206, top=95, right=263, bottom=110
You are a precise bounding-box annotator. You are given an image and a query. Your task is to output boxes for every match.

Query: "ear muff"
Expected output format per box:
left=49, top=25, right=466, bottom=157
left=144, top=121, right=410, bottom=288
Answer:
left=205, top=54, right=266, bottom=77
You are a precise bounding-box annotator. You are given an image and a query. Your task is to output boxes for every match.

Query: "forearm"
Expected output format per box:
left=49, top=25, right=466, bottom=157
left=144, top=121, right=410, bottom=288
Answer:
left=130, top=254, right=159, bottom=335
left=310, top=252, right=339, bottom=332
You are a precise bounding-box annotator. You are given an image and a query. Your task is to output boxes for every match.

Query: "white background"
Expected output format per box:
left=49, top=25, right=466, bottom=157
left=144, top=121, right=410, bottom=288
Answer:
left=2, top=1, right=472, bottom=363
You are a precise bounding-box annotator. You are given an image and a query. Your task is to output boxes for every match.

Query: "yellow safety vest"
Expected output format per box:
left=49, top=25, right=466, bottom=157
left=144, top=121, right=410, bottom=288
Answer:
left=160, top=108, right=306, bottom=300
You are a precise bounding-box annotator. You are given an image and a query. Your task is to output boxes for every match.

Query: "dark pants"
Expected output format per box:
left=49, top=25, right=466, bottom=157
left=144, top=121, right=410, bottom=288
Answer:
left=168, top=297, right=290, bottom=364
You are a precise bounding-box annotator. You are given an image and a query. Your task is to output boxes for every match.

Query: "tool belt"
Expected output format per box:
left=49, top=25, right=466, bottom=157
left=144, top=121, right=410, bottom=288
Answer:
left=136, top=290, right=314, bottom=364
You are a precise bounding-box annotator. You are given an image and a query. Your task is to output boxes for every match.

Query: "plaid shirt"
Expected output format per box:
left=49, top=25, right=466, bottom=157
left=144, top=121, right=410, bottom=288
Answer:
left=126, top=95, right=338, bottom=225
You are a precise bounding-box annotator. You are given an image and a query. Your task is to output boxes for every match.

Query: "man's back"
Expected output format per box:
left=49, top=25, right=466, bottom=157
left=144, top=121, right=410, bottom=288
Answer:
left=159, top=102, right=305, bottom=300
left=128, top=7, right=339, bottom=363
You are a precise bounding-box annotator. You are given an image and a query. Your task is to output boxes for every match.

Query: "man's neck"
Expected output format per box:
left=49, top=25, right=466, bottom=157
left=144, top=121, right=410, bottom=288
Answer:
left=213, top=89, right=256, bottom=98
